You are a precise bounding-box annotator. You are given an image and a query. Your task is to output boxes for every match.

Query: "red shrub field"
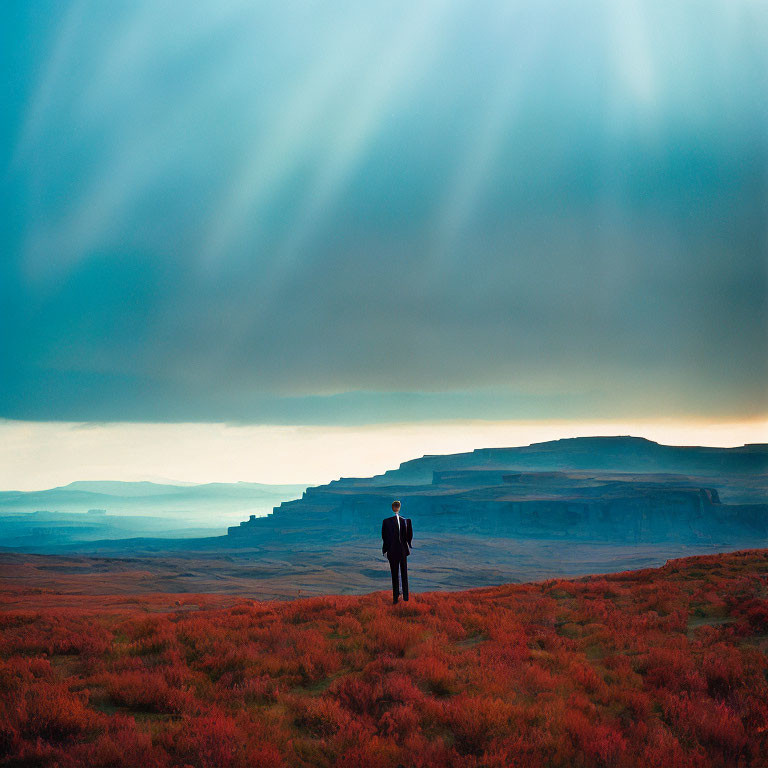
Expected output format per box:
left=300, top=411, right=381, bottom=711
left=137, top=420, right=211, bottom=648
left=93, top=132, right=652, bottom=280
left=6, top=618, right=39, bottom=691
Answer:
left=1, top=549, right=767, bottom=767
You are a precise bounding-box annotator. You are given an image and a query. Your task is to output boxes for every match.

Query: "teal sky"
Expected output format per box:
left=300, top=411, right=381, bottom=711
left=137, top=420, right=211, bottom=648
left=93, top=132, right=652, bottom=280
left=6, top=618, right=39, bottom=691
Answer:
left=1, top=0, right=767, bottom=425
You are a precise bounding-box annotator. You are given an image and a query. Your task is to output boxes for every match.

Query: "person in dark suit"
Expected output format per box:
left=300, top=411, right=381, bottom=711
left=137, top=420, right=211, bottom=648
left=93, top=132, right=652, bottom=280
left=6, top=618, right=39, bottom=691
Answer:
left=381, top=500, right=413, bottom=604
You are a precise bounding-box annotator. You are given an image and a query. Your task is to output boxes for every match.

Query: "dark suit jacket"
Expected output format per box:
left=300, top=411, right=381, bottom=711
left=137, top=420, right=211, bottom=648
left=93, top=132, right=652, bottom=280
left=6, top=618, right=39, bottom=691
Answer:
left=382, top=515, right=413, bottom=558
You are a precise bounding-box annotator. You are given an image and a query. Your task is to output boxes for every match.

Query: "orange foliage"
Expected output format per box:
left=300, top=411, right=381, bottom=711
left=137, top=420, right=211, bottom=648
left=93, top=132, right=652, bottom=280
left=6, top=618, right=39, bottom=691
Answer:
left=1, top=549, right=767, bottom=766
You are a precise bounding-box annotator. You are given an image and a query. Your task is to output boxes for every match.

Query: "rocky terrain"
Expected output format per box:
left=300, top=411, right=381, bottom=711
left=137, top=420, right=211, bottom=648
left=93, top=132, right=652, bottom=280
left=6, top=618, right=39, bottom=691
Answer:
left=2, top=437, right=764, bottom=596
left=230, top=436, right=767, bottom=546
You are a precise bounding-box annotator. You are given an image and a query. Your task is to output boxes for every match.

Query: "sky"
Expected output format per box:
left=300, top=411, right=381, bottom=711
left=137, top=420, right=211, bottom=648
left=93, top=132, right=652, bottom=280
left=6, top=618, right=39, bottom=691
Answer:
left=1, top=417, right=766, bottom=492
left=1, top=0, right=766, bottom=488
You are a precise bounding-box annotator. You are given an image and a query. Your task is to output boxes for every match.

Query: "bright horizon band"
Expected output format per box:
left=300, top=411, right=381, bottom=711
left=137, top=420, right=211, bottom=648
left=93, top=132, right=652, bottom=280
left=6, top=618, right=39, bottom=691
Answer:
left=1, top=417, right=765, bottom=491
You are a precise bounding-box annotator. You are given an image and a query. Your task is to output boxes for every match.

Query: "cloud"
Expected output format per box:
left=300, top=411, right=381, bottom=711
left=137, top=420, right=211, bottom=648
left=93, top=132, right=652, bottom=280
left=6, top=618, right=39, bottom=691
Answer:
left=1, top=0, right=766, bottom=424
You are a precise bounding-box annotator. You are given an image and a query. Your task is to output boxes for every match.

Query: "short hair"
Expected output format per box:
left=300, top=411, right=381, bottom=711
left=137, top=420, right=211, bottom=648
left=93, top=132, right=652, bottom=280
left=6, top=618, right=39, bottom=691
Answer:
left=391, top=500, right=401, bottom=509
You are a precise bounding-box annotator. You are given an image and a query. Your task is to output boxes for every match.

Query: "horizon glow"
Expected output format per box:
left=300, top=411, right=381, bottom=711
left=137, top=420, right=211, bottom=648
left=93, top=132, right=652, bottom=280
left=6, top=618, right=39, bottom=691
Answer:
left=1, top=417, right=765, bottom=492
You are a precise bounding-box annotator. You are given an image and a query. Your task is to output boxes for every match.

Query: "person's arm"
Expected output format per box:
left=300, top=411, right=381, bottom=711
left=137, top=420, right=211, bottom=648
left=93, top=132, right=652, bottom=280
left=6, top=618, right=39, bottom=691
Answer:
left=407, top=518, right=413, bottom=547
left=381, top=519, right=387, bottom=555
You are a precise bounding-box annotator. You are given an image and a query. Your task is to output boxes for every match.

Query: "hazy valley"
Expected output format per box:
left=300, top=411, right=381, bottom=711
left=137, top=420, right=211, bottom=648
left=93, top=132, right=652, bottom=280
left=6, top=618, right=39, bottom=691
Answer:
left=1, top=437, right=765, bottom=598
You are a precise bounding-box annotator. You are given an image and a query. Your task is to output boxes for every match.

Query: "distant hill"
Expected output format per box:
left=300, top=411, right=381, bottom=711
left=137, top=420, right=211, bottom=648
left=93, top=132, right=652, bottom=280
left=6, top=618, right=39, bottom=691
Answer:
left=61, top=481, right=199, bottom=497
left=0, top=480, right=308, bottom=512
left=3, top=437, right=765, bottom=589
left=0, top=480, right=309, bottom=545
left=230, top=436, right=768, bottom=546
left=368, top=435, right=768, bottom=485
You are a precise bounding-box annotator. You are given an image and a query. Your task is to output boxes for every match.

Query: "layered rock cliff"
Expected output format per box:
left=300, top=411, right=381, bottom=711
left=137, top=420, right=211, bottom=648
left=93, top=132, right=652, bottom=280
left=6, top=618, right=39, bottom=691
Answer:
left=229, top=437, right=767, bottom=545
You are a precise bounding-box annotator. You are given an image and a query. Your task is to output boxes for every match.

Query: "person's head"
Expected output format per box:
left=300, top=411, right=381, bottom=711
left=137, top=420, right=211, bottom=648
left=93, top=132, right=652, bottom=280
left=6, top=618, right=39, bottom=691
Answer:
left=392, top=500, right=401, bottom=514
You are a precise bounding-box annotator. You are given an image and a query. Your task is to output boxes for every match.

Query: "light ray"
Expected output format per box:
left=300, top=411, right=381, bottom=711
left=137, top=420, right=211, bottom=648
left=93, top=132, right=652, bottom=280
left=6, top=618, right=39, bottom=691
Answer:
left=194, top=0, right=454, bottom=385
left=77, top=0, right=253, bottom=122
left=607, top=0, right=658, bottom=121
left=237, top=0, right=452, bottom=326
left=20, top=2, right=263, bottom=282
left=426, top=2, right=544, bottom=270
left=275, top=0, right=452, bottom=266
left=198, top=4, right=377, bottom=270
left=10, top=0, right=89, bottom=171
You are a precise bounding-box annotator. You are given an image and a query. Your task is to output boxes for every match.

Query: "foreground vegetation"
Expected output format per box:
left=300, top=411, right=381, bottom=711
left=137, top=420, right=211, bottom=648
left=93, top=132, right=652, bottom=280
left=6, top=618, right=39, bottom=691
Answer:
left=1, top=549, right=767, bottom=767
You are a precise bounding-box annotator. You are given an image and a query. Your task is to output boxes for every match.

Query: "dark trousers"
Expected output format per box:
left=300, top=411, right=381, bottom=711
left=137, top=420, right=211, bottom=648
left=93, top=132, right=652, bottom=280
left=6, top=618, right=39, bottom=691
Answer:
left=388, top=554, right=408, bottom=601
